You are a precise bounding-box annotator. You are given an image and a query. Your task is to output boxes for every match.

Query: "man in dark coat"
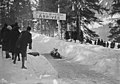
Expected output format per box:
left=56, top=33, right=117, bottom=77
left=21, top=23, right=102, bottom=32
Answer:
left=117, top=44, right=120, bottom=49
left=106, top=41, right=109, bottom=47
left=0, top=23, right=8, bottom=44
left=64, top=31, right=70, bottom=41
left=103, top=41, right=106, bottom=47
left=71, top=30, right=77, bottom=43
left=100, top=39, right=104, bottom=46
left=110, top=41, right=115, bottom=49
left=94, top=40, right=97, bottom=45
left=97, top=38, right=100, bottom=45
left=10, top=23, right=21, bottom=60
left=1, top=24, right=12, bottom=58
left=14, top=26, right=32, bottom=69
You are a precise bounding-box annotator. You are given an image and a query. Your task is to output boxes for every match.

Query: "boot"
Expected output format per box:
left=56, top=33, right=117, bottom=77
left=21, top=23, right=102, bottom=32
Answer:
left=12, top=53, right=14, bottom=60
left=6, top=51, right=11, bottom=58
left=13, top=53, right=17, bottom=64
left=21, top=57, right=27, bottom=69
left=17, top=54, right=20, bottom=61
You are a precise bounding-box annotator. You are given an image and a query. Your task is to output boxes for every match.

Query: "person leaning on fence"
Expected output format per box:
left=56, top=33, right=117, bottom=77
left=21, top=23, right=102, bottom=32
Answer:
left=14, top=26, right=32, bottom=69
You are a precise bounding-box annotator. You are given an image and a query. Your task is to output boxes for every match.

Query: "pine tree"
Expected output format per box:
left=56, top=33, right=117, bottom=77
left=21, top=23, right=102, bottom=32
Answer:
left=30, top=0, right=107, bottom=39
left=0, top=0, right=15, bottom=25
left=108, top=0, right=120, bottom=42
left=56, top=0, right=108, bottom=39
left=31, top=0, right=59, bottom=35
left=12, top=0, right=32, bottom=27
left=0, top=0, right=32, bottom=26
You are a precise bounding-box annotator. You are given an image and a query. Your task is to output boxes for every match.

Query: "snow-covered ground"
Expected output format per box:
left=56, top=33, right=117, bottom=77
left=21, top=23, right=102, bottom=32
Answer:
left=0, top=32, right=120, bottom=84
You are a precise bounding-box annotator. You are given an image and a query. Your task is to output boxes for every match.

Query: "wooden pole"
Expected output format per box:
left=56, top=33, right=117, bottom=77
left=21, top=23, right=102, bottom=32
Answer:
left=57, top=4, right=61, bottom=39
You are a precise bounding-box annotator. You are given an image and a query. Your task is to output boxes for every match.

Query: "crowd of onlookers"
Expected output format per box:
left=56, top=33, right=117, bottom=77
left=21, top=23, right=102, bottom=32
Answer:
left=64, top=30, right=120, bottom=49
left=0, top=22, right=32, bottom=69
left=85, top=38, right=120, bottom=49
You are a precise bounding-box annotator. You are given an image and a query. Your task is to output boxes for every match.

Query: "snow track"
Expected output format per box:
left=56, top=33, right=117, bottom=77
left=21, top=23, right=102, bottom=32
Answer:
left=0, top=32, right=120, bottom=84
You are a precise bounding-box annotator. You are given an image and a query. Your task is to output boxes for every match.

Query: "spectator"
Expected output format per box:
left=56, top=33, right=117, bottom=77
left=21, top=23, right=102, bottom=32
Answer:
left=100, top=39, right=104, bottom=46
left=97, top=38, right=100, bottom=45
left=64, top=31, right=70, bottom=41
left=10, top=23, right=21, bottom=60
left=106, top=41, right=109, bottom=48
left=14, top=26, right=32, bottom=69
left=94, top=40, right=97, bottom=45
left=1, top=24, right=12, bottom=58
left=103, top=41, right=106, bottom=47
left=110, top=41, right=115, bottom=49
left=117, top=43, right=120, bottom=49
left=71, top=30, right=77, bottom=43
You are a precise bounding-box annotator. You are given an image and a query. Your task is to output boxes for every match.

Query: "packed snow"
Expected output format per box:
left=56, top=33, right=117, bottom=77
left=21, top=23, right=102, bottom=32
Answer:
left=0, top=32, right=120, bottom=84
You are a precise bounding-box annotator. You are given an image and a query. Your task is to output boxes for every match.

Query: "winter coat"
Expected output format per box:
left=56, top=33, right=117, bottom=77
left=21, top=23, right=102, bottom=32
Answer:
left=117, top=44, right=120, bottom=49
left=64, top=31, right=70, bottom=40
left=100, top=39, right=104, bottom=46
left=94, top=40, right=97, bottom=45
left=2, top=28, right=11, bottom=51
left=106, top=42, right=109, bottom=47
left=71, top=31, right=77, bottom=41
left=110, top=42, right=115, bottom=48
left=9, top=28, right=20, bottom=53
left=103, top=42, right=106, bottom=47
left=16, top=31, right=32, bottom=53
left=97, top=39, right=100, bottom=45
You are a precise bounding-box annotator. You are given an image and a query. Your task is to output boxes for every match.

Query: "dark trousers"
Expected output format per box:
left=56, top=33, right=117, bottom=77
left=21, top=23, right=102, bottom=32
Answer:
left=21, top=49, right=27, bottom=67
left=5, top=50, right=11, bottom=58
left=13, top=53, right=20, bottom=64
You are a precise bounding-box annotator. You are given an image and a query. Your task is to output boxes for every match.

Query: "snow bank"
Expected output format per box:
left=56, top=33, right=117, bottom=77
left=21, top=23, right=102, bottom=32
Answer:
left=32, top=32, right=120, bottom=78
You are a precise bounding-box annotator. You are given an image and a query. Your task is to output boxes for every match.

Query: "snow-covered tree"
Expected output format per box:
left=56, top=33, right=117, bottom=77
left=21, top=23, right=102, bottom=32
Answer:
left=12, top=0, right=32, bottom=27
left=0, top=0, right=16, bottom=25
left=0, top=0, right=32, bottom=27
left=108, top=0, right=120, bottom=42
left=29, top=0, right=108, bottom=39
left=56, top=0, right=108, bottom=39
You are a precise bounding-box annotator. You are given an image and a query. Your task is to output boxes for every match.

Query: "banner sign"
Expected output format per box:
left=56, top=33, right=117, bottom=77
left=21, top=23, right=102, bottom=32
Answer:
left=33, top=11, right=66, bottom=20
